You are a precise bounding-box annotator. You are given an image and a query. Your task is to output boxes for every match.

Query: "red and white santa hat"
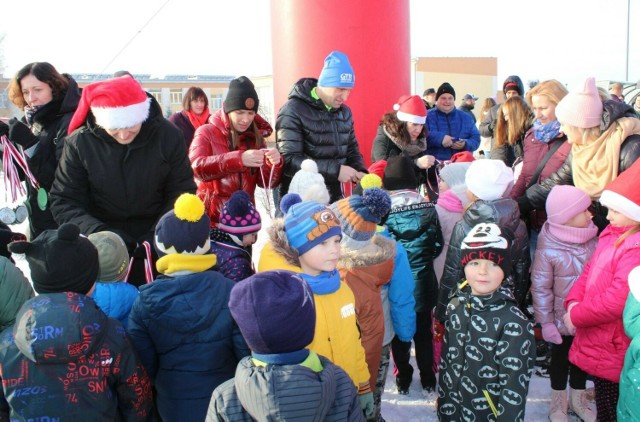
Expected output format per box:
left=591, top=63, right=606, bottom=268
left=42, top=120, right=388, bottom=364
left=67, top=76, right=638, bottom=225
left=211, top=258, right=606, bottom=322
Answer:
left=68, top=76, right=151, bottom=134
left=600, top=159, right=640, bottom=223
left=394, top=95, right=427, bottom=124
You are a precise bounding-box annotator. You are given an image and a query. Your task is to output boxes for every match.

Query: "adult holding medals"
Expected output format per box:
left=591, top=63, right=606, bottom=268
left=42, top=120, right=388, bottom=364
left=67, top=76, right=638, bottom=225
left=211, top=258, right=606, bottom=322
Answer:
left=0, top=62, right=81, bottom=239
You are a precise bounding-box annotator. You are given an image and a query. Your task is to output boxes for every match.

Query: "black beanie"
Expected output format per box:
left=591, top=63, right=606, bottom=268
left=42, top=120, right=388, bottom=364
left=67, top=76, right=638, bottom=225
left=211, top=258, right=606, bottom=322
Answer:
left=383, top=155, right=419, bottom=191
left=436, top=82, right=456, bottom=101
left=223, top=76, right=259, bottom=113
left=8, top=223, right=98, bottom=295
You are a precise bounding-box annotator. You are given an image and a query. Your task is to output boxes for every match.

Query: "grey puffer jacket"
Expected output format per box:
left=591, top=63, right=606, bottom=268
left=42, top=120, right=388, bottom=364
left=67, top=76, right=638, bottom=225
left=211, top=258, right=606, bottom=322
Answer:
left=436, top=198, right=530, bottom=322
left=530, top=223, right=597, bottom=335
left=207, top=353, right=364, bottom=421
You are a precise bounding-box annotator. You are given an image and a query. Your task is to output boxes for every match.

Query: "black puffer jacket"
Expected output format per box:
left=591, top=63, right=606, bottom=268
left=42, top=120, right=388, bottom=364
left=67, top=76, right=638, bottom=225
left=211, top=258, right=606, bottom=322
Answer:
left=436, top=198, right=530, bottom=322
left=276, top=78, right=367, bottom=202
left=16, top=74, right=81, bottom=238
left=520, top=100, right=640, bottom=230
left=50, top=94, right=196, bottom=248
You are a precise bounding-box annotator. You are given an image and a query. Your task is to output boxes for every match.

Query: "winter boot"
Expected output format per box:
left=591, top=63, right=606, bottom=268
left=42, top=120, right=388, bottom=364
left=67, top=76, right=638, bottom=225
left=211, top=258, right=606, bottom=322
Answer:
left=549, top=389, right=568, bottom=422
left=569, top=388, right=596, bottom=422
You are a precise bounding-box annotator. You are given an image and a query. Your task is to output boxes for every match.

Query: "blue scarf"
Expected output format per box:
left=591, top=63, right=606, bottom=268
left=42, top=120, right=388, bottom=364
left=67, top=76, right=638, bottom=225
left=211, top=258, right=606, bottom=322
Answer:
left=300, top=270, right=341, bottom=295
left=533, top=119, right=561, bottom=144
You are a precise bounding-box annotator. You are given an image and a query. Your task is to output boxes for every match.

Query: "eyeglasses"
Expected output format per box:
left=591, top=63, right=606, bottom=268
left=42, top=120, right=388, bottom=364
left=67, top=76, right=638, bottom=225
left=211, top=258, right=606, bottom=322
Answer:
left=0, top=205, right=28, bottom=225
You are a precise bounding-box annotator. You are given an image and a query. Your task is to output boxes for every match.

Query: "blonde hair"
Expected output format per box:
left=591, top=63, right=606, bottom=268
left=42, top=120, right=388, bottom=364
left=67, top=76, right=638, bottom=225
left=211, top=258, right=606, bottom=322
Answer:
left=615, top=223, right=640, bottom=248
left=525, top=80, right=568, bottom=107
left=562, top=123, right=601, bottom=145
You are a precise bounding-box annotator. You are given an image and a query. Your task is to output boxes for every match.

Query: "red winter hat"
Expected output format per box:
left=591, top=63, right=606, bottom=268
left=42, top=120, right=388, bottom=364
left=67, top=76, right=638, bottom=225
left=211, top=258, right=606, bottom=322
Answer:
left=450, top=151, right=475, bottom=163
left=394, top=95, right=427, bottom=124
left=367, top=160, right=387, bottom=180
left=68, top=76, right=151, bottom=134
left=600, top=159, right=640, bottom=222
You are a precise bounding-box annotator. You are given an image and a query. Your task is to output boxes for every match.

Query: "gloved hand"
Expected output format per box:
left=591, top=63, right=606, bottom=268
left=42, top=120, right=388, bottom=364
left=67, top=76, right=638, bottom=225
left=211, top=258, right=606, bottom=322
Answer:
left=358, top=392, right=374, bottom=419
left=541, top=322, right=562, bottom=345
left=8, top=118, right=38, bottom=149
left=516, top=195, right=533, bottom=215
left=109, top=229, right=137, bottom=252
left=0, top=121, right=8, bottom=137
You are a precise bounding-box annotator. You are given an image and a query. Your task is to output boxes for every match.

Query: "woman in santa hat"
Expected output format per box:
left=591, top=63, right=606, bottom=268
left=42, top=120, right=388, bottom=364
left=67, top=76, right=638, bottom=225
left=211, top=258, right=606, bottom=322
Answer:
left=371, top=94, right=438, bottom=199
left=189, top=76, right=282, bottom=227
left=0, top=62, right=81, bottom=239
left=49, top=75, right=196, bottom=287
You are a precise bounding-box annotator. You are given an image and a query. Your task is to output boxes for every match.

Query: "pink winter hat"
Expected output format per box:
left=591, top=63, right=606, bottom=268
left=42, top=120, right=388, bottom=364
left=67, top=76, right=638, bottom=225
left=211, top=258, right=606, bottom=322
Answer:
left=555, top=77, right=603, bottom=129
left=545, top=185, right=592, bottom=225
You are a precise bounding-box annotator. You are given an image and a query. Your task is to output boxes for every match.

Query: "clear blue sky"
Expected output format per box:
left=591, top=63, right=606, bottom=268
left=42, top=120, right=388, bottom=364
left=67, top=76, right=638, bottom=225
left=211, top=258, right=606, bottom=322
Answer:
left=1, top=0, right=637, bottom=90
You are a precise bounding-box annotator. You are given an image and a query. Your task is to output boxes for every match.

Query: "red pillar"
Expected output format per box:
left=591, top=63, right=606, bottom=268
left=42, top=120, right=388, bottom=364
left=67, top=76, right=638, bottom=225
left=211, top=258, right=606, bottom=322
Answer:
left=270, top=0, right=410, bottom=166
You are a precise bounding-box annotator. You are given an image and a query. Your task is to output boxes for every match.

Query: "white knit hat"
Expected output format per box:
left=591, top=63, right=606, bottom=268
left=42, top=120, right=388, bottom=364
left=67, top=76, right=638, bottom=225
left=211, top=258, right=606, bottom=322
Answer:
left=555, top=77, right=603, bottom=129
left=288, top=159, right=330, bottom=205
left=465, top=159, right=514, bottom=201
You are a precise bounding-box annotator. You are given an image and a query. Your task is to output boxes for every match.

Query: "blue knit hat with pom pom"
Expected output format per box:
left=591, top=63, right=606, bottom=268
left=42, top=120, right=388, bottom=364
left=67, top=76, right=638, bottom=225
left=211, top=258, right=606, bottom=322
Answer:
left=329, top=187, right=391, bottom=249
left=218, top=191, right=261, bottom=235
left=155, top=193, right=211, bottom=257
left=281, top=193, right=342, bottom=256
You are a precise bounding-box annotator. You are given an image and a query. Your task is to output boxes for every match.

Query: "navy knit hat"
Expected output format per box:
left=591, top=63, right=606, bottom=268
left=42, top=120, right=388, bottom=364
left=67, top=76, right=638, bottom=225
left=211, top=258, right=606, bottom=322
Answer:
left=223, top=76, right=259, bottom=113
left=8, top=223, right=98, bottom=295
left=155, top=193, right=211, bottom=256
left=436, top=82, right=456, bottom=101
left=229, top=270, right=316, bottom=354
left=329, top=187, right=391, bottom=249
left=218, top=191, right=261, bottom=235
left=281, top=193, right=342, bottom=256
left=460, top=223, right=513, bottom=277
left=318, top=51, right=355, bottom=88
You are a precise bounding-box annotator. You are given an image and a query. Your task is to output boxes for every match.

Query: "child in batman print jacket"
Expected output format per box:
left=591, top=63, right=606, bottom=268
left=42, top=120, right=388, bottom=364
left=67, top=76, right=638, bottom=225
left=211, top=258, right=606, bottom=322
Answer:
left=437, top=223, right=535, bottom=421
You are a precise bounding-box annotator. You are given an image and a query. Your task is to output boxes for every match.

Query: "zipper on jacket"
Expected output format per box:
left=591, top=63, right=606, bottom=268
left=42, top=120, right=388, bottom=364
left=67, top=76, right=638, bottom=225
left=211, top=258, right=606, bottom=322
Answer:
left=483, top=389, right=498, bottom=417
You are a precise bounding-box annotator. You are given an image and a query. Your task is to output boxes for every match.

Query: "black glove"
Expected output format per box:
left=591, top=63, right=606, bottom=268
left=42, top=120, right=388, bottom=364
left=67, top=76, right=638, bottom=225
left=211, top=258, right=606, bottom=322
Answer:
left=517, top=195, right=533, bottom=216
left=0, top=121, right=8, bottom=137
left=132, top=244, right=150, bottom=259
left=109, top=229, right=137, bottom=252
left=8, top=118, right=38, bottom=149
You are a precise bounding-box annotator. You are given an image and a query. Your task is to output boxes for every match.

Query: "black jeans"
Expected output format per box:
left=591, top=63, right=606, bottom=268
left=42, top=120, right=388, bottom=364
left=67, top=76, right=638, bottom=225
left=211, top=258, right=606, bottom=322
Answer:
left=549, top=335, right=588, bottom=390
left=391, top=310, right=435, bottom=388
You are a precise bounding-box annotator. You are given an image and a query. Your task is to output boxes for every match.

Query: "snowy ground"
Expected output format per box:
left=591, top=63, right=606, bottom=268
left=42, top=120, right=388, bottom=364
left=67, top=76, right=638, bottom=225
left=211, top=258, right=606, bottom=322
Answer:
left=2, top=186, right=592, bottom=420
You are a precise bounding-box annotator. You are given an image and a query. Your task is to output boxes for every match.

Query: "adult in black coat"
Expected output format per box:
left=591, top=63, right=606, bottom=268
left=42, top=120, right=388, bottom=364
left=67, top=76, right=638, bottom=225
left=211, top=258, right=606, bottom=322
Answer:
left=50, top=76, right=196, bottom=286
left=1, top=63, right=81, bottom=238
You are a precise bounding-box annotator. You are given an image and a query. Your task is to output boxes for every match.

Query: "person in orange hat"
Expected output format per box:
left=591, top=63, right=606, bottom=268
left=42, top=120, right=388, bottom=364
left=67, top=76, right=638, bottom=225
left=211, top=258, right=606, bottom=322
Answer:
left=50, top=75, right=196, bottom=287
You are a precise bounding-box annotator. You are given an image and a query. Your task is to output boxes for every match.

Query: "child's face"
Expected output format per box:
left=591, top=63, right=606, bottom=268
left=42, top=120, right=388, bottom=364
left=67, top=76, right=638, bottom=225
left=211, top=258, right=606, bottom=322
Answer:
left=464, top=259, right=504, bottom=296
left=298, top=235, right=341, bottom=276
left=565, top=208, right=593, bottom=228
left=242, top=232, right=258, bottom=247
left=438, top=179, right=450, bottom=193
left=606, top=207, right=638, bottom=228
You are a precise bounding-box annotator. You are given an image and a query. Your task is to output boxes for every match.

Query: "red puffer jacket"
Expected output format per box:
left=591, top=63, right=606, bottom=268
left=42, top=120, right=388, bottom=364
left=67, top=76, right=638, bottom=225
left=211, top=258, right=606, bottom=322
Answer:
left=189, top=109, right=282, bottom=226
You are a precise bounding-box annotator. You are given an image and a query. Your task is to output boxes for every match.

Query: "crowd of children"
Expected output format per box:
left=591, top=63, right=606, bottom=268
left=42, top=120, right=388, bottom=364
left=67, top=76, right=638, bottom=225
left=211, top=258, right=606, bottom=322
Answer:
left=1, top=83, right=640, bottom=422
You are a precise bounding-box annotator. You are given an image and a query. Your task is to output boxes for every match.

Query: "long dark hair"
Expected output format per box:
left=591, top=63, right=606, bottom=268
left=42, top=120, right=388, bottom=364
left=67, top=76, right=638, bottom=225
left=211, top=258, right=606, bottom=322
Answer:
left=380, top=111, right=425, bottom=147
left=8, top=62, right=69, bottom=108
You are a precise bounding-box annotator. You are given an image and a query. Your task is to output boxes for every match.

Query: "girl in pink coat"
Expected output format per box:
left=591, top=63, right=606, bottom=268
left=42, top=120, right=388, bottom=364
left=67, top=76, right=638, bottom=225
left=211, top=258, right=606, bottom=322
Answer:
left=564, top=159, right=640, bottom=421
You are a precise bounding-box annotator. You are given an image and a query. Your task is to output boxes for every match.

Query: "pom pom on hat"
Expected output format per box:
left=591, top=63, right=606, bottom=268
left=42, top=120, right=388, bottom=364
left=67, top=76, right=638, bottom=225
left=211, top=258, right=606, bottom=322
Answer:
left=88, top=231, right=129, bottom=282
left=282, top=195, right=342, bottom=256
left=545, top=185, right=592, bottom=225
left=360, top=174, right=383, bottom=190
left=155, top=193, right=211, bottom=257
left=383, top=155, right=419, bottom=191
left=465, top=159, right=514, bottom=201
left=330, top=187, right=391, bottom=249
left=318, top=51, right=355, bottom=88
left=68, top=76, right=151, bottom=134
left=229, top=270, right=316, bottom=354
left=223, top=76, right=259, bottom=114
left=460, top=223, right=513, bottom=278
left=436, top=82, right=456, bottom=101
left=600, top=159, right=640, bottom=222
left=288, top=159, right=330, bottom=205
left=218, top=191, right=262, bottom=235
left=8, top=223, right=98, bottom=295
left=394, top=95, right=427, bottom=124
left=555, top=77, right=603, bottom=129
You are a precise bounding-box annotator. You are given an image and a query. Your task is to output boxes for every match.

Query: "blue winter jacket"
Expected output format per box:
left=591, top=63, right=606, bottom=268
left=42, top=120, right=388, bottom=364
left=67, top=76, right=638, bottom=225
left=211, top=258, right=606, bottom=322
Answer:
left=92, top=281, right=139, bottom=329
left=426, top=107, right=480, bottom=161
left=127, top=270, right=250, bottom=422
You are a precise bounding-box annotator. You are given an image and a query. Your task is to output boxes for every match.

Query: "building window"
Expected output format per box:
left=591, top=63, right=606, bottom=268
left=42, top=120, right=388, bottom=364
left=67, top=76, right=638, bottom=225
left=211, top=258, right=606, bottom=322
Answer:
left=170, top=89, right=183, bottom=105
left=147, top=89, right=162, bottom=104
left=211, top=94, right=223, bottom=111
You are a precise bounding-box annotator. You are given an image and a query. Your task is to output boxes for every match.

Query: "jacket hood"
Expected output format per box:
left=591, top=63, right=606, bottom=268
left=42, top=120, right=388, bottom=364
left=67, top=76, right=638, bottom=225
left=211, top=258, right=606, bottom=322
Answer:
left=12, top=293, right=108, bottom=364
left=463, top=198, right=521, bottom=233
left=234, top=355, right=339, bottom=420
left=135, top=271, right=229, bottom=330
left=268, top=218, right=301, bottom=267
left=288, top=78, right=327, bottom=111
left=338, top=235, right=395, bottom=270
left=0, top=257, right=35, bottom=332
left=208, top=108, right=273, bottom=139
left=623, top=294, right=640, bottom=340
left=502, top=75, right=524, bottom=96
left=601, top=99, right=638, bottom=131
